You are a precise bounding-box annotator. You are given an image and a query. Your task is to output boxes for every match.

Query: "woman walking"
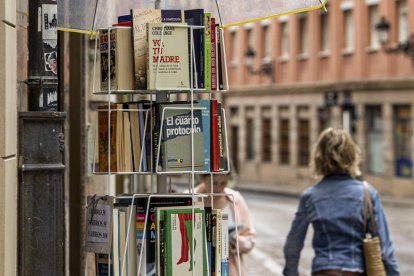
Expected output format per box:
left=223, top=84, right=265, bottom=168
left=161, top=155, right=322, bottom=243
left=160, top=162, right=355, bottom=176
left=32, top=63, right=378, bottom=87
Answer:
left=283, top=128, right=399, bottom=276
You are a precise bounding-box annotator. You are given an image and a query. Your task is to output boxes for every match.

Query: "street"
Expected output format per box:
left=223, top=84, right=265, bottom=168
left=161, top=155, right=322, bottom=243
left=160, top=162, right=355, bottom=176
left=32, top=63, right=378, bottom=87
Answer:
left=241, top=191, right=414, bottom=276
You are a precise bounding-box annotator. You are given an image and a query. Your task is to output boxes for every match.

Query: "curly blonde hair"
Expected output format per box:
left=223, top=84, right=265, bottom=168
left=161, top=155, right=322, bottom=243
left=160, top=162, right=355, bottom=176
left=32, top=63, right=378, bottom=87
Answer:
left=310, top=127, right=362, bottom=177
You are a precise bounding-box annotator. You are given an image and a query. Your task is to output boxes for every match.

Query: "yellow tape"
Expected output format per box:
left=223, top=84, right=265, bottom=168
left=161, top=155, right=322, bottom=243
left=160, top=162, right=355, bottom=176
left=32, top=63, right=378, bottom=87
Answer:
left=221, top=0, right=329, bottom=28
left=57, top=1, right=329, bottom=32
left=57, top=27, right=96, bottom=36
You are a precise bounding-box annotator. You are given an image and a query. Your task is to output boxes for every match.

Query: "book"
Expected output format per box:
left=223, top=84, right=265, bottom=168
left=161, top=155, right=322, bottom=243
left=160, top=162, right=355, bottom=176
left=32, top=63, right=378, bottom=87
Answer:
left=98, top=104, right=123, bottom=172
left=218, top=27, right=229, bottom=91
left=114, top=204, right=137, bottom=276
left=221, top=213, right=229, bottom=276
left=122, top=111, right=133, bottom=172
left=99, top=28, right=135, bottom=91
left=205, top=207, right=213, bottom=276
left=147, top=22, right=190, bottom=90
left=184, top=9, right=205, bottom=89
left=210, top=100, right=219, bottom=171
left=214, top=209, right=222, bottom=276
left=217, top=103, right=225, bottom=171
left=127, top=103, right=142, bottom=172
left=163, top=208, right=207, bottom=276
left=95, top=253, right=113, bottom=276
left=216, top=24, right=223, bottom=92
left=204, top=13, right=212, bottom=91
left=197, top=100, right=211, bottom=172
left=131, top=9, right=185, bottom=89
left=210, top=18, right=217, bottom=91
left=158, top=102, right=205, bottom=172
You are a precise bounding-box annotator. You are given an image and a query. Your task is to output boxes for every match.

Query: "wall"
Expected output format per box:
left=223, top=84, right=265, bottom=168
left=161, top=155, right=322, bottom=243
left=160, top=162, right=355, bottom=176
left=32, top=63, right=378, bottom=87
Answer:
left=0, top=0, right=18, bottom=274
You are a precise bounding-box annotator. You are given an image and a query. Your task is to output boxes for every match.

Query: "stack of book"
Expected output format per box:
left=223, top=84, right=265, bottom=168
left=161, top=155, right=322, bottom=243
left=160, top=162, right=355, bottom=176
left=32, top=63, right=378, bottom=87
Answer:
left=94, top=195, right=230, bottom=276
left=98, top=8, right=228, bottom=92
left=98, top=100, right=227, bottom=173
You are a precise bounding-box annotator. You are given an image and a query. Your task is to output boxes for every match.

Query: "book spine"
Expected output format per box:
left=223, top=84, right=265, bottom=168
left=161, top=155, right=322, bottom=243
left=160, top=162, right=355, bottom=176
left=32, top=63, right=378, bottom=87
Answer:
left=217, top=103, right=224, bottom=171
left=210, top=18, right=217, bottom=91
left=221, top=213, right=229, bottom=276
left=215, top=209, right=222, bottom=276
left=216, top=24, right=223, bottom=91
left=210, top=100, right=219, bottom=171
left=136, top=210, right=146, bottom=276
left=185, top=9, right=204, bottom=89
left=204, top=13, right=211, bottom=91
left=211, top=211, right=217, bottom=276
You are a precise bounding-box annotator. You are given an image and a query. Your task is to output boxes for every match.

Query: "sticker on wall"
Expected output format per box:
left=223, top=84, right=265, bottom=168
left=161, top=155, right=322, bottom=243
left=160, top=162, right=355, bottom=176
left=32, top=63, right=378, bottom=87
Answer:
left=44, top=51, right=58, bottom=75
left=42, top=4, right=58, bottom=48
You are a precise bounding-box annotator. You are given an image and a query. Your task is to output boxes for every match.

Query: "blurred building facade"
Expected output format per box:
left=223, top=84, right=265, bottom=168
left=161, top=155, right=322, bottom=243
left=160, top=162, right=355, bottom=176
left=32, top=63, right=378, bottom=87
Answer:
left=223, top=0, right=414, bottom=197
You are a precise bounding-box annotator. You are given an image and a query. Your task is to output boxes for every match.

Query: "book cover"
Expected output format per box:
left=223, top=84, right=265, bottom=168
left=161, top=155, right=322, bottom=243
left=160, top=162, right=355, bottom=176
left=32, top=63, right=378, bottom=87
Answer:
left=122, top=111, right=133, bottom=172
left=159, top=102, right=205, bottom=172
left=99, top=28, right=134, bottom=91
left=147, top=22, right=190, bottom=90
left=184, top=9, right=204, bottom=89
left=131, top=9, right=184, bottom=89
left=164, top=208, right=206, bottom=276
left=204, top=13, right=212, bottom=91
left=210, top=100, right=219, bottom=171
left=210, top=18, right=217, bottom=91
left=197, top=100, right=211, bottom=172
left=221, top=212, right=229, bottom=276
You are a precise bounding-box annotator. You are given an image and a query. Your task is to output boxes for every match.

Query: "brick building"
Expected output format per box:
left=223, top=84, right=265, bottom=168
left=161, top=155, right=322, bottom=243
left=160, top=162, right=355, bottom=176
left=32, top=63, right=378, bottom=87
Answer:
left=223, top=0, right=414, bottom=197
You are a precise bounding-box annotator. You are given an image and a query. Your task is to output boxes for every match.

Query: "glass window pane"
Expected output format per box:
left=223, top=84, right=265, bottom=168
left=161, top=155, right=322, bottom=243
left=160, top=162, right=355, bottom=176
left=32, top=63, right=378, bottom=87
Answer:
left=279, top=119, right=290, bottom=164
left=365, top=106, right=384, bottom=175
left=393, top=105, right=412, bottom=178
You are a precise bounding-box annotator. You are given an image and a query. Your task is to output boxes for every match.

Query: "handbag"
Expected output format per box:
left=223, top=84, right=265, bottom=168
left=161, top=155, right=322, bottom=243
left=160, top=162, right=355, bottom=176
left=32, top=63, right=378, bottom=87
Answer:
left=363, top=182, right=386, bottom=276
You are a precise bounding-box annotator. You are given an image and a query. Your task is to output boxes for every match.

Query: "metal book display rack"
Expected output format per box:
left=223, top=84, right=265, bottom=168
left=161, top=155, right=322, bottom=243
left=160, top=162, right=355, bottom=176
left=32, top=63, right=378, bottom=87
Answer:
left=88, top=23, right=241, bottom=276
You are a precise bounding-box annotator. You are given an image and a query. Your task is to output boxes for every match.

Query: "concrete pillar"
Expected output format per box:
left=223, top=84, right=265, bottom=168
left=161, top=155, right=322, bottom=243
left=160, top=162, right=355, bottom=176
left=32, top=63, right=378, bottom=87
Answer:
left=254, top=106, right=261, bottom=163
left=290, top=105, right=298, bottom=166
left=0, top=0, right=17, bottom=274
left=383, top=103, right=394, bottom=179
left=272, top=105, right=279, bottom=164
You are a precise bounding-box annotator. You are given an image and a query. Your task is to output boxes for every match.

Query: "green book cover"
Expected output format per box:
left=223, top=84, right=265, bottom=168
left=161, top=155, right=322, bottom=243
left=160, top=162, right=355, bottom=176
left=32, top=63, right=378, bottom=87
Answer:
left=160, top=103, right=205, bottom=172
left=164, top=208, right=206, bottom=276
left=204, top=13, right=212, bottom=91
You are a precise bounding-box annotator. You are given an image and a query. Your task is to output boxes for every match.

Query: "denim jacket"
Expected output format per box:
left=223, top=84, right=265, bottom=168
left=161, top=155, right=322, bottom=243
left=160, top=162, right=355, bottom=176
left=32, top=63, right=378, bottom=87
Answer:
left=283, top=174, right=400, bottom=276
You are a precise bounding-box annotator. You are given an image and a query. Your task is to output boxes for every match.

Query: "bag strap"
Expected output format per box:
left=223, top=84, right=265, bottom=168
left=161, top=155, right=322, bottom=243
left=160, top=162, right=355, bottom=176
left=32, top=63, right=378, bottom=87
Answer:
left=363, top=181, right=378, bottom=237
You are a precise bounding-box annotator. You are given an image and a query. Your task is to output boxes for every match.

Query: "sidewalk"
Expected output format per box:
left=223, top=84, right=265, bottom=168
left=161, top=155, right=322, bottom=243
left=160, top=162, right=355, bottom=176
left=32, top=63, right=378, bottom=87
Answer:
left=234, top=182, right=414, bottom=207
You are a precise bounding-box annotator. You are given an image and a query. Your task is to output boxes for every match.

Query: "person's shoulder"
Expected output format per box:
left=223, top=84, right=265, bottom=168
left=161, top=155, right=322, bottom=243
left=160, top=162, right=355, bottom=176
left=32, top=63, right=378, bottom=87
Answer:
left=224, top=187, right=244, bottom=202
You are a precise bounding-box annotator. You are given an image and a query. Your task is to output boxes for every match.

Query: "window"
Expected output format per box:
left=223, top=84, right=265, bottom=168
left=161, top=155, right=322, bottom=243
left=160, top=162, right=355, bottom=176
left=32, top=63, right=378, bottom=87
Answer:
left=261, top=117, right=272, bottom=162
left=280, top=22, right=289, bottom=57
left=365, top=106, right=384, bottom=175
left=230, top=106, right=239, bottom=117
left=279, top=119, right=290, bottom=164
left=320, top=12, right=330, bottom=53
left=299, top=15, right=309, bottom=55
left=343, top=9, right=354, bottom=51
left=230, top=31, right=238, bottom=63
left=246, top=118, right=255, bottom=160
left=393, top=106, right=412, bottom=178
left=262, top=25, right=271, bottom=58
left=298, top=119, right=310, bottom=166
left=368, top=4, right=380, bottom=49
left=397, top=0, right=409, bottom=43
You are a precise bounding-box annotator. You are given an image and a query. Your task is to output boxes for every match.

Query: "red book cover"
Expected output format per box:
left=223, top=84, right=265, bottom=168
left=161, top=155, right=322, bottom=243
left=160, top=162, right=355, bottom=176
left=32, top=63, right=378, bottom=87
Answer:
left=211, top=99, right=219, bottom=171
left=211, top=17, right=217, bottom=91
left=112, top=21, right=132, bottom=27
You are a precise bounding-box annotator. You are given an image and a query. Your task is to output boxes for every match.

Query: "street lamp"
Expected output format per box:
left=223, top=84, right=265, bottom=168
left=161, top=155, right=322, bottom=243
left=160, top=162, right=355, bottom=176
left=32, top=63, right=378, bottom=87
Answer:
left=244, top=45, right=275, bottom=82
left=375, top=16, right=414, bottom=63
